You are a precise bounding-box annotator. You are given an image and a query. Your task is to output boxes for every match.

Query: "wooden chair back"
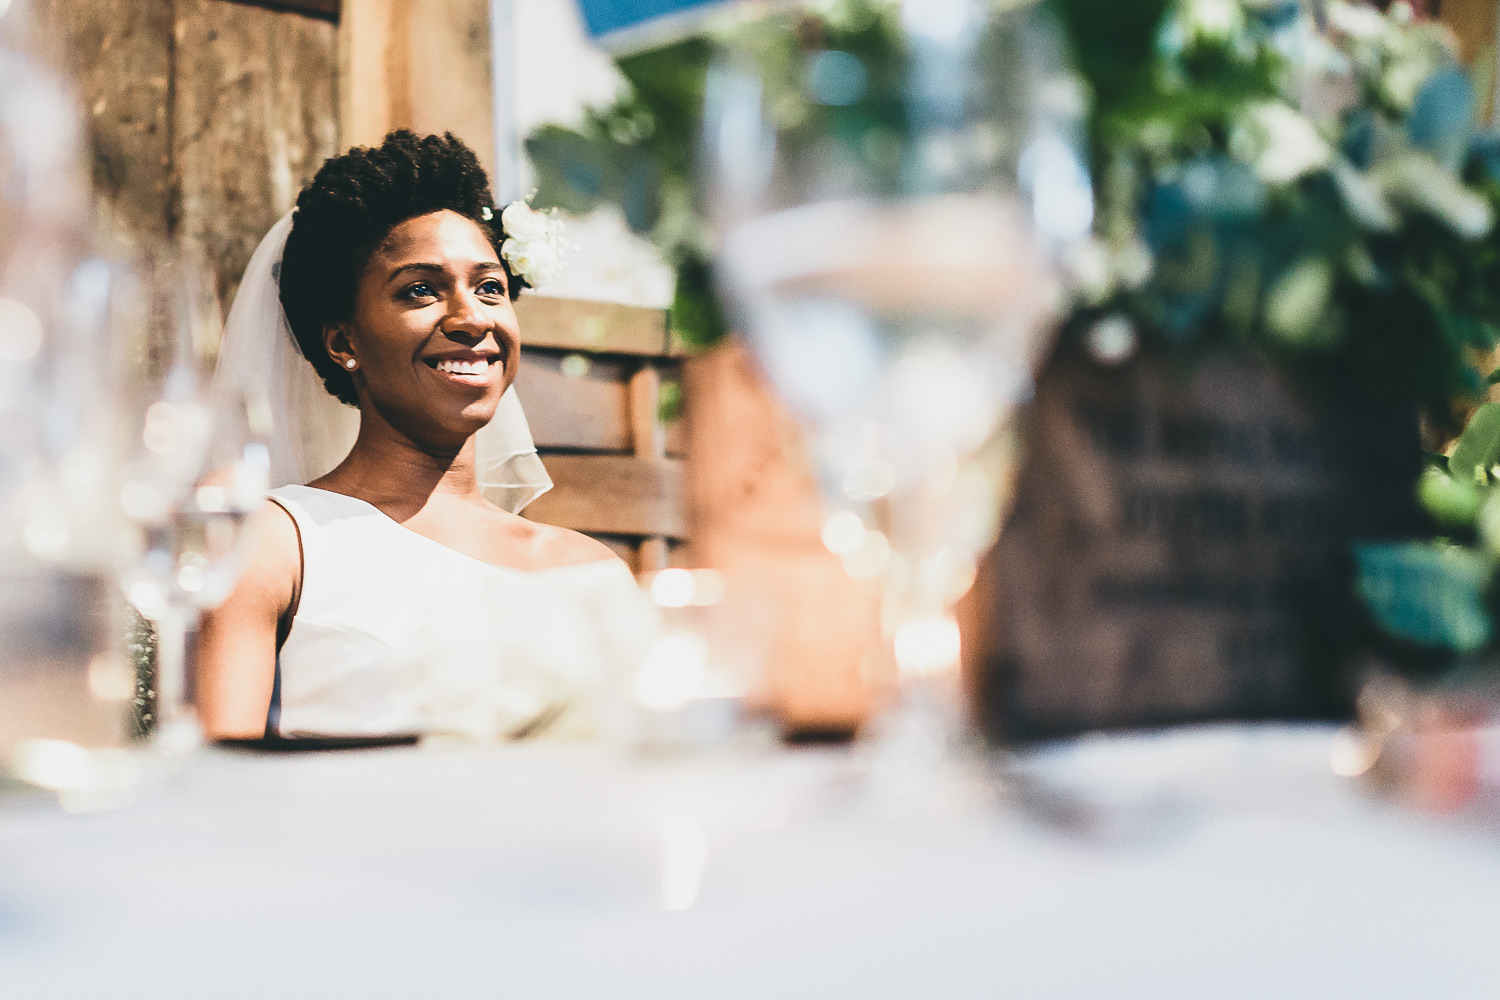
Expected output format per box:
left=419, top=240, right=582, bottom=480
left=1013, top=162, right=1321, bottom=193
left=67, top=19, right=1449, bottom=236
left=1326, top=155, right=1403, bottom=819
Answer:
left=512, top=295, right=689, bottom=573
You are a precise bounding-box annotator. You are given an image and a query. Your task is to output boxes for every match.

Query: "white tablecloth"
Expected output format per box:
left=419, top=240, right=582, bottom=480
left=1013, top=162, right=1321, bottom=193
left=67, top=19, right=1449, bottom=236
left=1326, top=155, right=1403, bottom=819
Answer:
left=1, top=724, right=1497, bottom=998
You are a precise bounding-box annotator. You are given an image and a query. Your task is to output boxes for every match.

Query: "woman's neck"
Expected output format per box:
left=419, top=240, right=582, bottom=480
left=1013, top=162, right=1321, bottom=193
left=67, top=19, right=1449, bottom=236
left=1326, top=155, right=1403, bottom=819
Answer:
left=312, top=410, right=486, bottom=515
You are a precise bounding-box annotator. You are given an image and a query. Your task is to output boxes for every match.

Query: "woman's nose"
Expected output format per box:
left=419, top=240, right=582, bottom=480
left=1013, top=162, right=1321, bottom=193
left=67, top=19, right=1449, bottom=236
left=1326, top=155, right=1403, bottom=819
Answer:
left=441, top=292, right=489, bottom=340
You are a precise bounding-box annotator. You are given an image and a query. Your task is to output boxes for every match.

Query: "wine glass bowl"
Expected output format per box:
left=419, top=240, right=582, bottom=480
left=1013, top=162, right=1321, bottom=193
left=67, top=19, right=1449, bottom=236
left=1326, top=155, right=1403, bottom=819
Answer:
left=112, top=251, right=271, bottom=748
left=699, top=0, right=1088, bottom=770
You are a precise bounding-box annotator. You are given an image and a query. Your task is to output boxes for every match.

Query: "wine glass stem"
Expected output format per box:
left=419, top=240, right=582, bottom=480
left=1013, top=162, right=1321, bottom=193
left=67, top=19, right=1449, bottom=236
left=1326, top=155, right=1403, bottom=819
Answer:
left=151, top=607, right=200, bottom=751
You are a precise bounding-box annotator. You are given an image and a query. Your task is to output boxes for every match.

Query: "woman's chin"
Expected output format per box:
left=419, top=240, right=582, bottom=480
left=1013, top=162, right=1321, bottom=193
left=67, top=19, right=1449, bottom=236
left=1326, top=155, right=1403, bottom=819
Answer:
left=459, top=397, right=502, bottom=431
left=372, top=396, right=501, bottom=457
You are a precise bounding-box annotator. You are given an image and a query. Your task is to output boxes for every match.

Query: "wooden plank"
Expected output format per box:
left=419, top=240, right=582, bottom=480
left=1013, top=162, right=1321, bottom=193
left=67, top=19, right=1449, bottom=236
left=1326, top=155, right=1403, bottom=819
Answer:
left=220, top=0, right=341, bottom=21
left=629, top=363, right=664, bottom=457
left=30, top=0, right=174, bottom=252
left=664, top=412, right=687, bottom=457
left=172, top=0, right=339, bottom=315
left=514, top=350, right=631, bottom=451
left=524, top=454, right=686, bottom=538
left=516, top=295, right=675, bottom=356
left=1439, top=0, right=1497, bottom=64
left=339, top=0, right=495, bottom=179
left=636, top=536, right=670, bottom=573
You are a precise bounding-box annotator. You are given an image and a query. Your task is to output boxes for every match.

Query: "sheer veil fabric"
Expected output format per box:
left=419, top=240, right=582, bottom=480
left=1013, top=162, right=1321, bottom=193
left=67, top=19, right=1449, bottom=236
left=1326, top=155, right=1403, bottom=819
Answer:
left=213, top=210, right=552, bottom=512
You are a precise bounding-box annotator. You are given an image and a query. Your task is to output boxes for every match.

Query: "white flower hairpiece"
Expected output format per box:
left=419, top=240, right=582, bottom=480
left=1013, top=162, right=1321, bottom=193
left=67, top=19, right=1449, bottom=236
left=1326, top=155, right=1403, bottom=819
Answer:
left=495, top=199, right=567, bottom=287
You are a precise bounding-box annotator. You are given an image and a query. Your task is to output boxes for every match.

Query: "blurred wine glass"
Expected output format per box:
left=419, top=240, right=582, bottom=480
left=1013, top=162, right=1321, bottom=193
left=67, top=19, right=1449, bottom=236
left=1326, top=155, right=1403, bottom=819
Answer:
left=0, top=29, right=147, bottom=800
left=114, top=251, right=271, bottom=751
left=700, top=0, right=1089, bottom=787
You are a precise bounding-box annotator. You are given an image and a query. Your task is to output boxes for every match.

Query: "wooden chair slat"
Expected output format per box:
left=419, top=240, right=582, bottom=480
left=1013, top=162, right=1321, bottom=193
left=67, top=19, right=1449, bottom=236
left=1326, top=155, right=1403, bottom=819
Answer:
left=524, top=454, right=687, bottom=538
left=516, top=295, right=684, bottom=357
left=514, top=353, right=631, bottom=451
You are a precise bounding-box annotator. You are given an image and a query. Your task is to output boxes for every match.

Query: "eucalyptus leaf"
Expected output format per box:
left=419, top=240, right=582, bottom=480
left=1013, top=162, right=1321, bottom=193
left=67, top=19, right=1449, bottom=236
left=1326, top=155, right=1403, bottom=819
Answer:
left=1264, top=257, right=1333, bottom=344
left=524, top=126, right=610, bottom=215
left=670, top=255, right=726, bottom=347
left=1416, top=467, right=1481, bottom=529
left=1355, top=542, right=1492, bottom=653
left=1449, top=402, right=1500, bottom=481
left=1407, top=67, right=1474, bottom=174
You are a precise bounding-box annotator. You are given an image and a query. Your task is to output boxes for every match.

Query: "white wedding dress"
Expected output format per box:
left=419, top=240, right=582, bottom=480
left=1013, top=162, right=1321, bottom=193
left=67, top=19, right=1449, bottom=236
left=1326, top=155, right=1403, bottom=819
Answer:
left=265, top=485, right=655, bottom=741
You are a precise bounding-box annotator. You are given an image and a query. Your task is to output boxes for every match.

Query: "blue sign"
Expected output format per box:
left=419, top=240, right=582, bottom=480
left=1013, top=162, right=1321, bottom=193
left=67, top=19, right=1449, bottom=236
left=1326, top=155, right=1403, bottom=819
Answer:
left=574, top=0, right=726, bottom=39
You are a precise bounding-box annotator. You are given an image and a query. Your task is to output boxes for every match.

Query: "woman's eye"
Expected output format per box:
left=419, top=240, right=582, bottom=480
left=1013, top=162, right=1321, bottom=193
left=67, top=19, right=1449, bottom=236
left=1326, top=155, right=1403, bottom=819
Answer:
left=478, top=278, right=506, bottom=297
left=401, top=282, right=436, bottom=301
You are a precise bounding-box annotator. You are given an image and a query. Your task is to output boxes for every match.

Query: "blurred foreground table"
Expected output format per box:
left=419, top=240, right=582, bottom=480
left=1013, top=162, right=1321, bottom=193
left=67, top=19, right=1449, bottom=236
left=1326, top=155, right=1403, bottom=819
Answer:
left=1, top=725, right=1497, bottom=998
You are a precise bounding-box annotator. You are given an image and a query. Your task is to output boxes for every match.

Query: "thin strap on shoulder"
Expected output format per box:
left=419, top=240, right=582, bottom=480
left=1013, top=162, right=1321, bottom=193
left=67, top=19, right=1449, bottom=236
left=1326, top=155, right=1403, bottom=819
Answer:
left=263, top=492, right=306, bottom=648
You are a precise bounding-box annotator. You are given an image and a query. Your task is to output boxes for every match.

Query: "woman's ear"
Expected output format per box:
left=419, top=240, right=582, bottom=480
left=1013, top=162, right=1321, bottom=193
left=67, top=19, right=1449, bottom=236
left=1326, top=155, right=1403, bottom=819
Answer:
left=324, top=324, right=357, bottom=372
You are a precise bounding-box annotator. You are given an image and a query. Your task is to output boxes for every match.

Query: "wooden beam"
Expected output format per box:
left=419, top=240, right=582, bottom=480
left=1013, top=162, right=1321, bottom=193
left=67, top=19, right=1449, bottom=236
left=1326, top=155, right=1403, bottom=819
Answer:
left=515, top=351, right=632, bottom=451
left=628, top=364, right=665, bottom=458
left=172, top=0, right=339, bottom=312
left=29, top=0, right=174, bottom=252
left=516, top=295, right=682, bottom=357
left=218, top=0, right=340, bottom=22
left=339, top=0, right=495, bottom=178
left=523, top=454, right=687, bottom=538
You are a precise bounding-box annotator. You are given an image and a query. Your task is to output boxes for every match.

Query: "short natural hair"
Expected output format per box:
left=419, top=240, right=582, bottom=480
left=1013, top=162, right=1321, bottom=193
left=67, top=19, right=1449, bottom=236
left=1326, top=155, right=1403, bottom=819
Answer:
left=278, top=130, right=522, bottom=406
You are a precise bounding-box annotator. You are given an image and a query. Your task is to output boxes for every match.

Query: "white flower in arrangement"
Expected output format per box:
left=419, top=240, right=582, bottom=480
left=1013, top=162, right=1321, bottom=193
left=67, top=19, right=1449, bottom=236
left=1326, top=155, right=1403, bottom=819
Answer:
left=1331, top=160, right=1398, bottom=232
left=1326, top=0, right=1388, bottom=43
left=500, top=201, right=553, bottom=242
left=1179, top=0, right=1243, bottom=42
left=1374, top=152, right=1494, bottom=240
left=501, top=238, right=565, bottom=287
left=497, top=200, right=567, bottom=287
left=1233, top=100, right=1331, bottom=184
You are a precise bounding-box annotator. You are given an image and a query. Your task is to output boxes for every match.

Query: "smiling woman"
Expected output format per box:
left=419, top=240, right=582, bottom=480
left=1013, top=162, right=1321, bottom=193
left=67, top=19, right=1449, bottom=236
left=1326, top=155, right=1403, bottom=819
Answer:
left=197, top=131, right=645, bottom=743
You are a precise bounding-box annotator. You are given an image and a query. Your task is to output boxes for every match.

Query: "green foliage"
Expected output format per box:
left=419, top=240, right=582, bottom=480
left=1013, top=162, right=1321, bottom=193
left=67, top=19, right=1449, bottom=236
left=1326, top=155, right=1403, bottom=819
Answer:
left=1392, top=402, right=1500, bottom=658
left=524, top=3, right=910, bottom=346
left=1355, top=542, right=1492, bottom=653
left=1061, top=2, right=1500, bottom=422
left=1448, top=402, right=1500, bottom=482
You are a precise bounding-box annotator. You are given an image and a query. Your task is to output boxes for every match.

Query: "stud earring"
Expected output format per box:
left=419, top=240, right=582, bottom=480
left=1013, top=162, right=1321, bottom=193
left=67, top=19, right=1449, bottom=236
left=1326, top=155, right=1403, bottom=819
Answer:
left=344, top=358, right=357, bottom=370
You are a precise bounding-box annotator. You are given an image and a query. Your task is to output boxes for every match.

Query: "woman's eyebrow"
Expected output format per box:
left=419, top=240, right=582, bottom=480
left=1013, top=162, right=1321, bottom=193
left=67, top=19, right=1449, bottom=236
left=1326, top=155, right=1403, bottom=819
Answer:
left=386, top=260, right=505, bottom=284
left=386, top=262, right=445, bottom=284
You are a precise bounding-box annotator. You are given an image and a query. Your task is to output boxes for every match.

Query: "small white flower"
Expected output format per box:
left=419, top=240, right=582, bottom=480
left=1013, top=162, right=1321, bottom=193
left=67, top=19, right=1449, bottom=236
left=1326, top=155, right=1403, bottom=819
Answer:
left=1179, top=0, right=1244, bottom=43
left=1374, top=152, right=1494, bottom=240
left=1332, top=160, right=1398, bottom=232
left=1065, top=237, right=1114, bottom=304
left=500, top=201, right=553, bottom=242
left=1233, top=100, right=1331, bottom=183
left=1086, top=314, right=1138, bottom=366
left=498, top=199, right=567, bottom=286
left=501, top=238, right=565, bottom=286
left=1327, top=1, right=1388, bottom=42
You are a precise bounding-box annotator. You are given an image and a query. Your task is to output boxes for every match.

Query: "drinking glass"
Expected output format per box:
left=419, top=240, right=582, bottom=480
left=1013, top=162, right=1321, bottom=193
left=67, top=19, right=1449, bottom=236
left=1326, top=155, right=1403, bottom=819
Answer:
left=700, top=0, right=1089, bottom=787
left=114, top=254, right=271, bottom=750
left=0, top=30, right=145, bottom=805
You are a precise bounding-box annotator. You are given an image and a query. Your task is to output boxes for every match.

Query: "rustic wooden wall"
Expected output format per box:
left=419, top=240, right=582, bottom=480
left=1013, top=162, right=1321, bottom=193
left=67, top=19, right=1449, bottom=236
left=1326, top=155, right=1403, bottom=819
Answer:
left=1438, top=0, right=1498, bottom=66
left=339, top=0, right=495, bottom=180
left=173, top=0, right=338, bottom=312
left=31, top=0, right=338, bottom=316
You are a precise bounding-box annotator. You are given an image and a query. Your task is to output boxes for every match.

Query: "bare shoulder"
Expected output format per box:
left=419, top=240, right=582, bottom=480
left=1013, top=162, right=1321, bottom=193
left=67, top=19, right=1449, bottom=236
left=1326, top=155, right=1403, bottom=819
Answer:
left=524, top=519, right=624, bottom=569
left=228, top=497, right=302, bottom=612
left=252, top=497, right=303, bottom=576
left=196, top=498, right=301, bottom=740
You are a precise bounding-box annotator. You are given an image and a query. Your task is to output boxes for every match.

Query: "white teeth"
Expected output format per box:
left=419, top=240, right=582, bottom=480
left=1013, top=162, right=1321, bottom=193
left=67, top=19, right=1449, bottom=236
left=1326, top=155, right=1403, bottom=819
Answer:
left=435, top=358, right=489, bottom=375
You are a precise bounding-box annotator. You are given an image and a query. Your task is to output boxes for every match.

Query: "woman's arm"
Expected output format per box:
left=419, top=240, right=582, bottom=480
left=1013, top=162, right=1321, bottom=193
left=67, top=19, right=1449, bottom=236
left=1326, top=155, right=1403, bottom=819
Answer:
left=194, top=500, right=301, bottom=740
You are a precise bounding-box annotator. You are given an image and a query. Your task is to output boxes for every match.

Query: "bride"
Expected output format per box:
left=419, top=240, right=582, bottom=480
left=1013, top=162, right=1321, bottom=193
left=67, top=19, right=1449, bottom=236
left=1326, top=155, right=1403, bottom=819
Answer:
left=197, top=130, right=643, bottom=742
